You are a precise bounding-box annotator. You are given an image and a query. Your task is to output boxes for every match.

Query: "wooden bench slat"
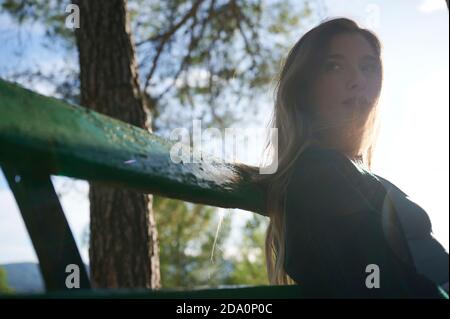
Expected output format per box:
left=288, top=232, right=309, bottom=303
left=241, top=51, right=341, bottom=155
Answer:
left=0, top=79, right=265, bottom=215
left=2, top=164, right=91, bottom=291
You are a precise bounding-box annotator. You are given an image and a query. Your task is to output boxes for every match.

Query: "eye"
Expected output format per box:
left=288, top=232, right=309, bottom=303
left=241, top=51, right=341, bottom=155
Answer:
left=361, top=62, right=380, bottom=74
left=323, top=61, right=342, bottom=72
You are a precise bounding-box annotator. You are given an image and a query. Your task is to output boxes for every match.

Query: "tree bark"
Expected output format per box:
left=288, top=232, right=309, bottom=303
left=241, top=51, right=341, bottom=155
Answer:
left=73, top=0, right=160, bottom=289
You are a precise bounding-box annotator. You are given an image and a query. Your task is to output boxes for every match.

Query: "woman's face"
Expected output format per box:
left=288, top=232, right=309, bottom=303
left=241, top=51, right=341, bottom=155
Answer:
left=308, top=32, right=382, bottom=153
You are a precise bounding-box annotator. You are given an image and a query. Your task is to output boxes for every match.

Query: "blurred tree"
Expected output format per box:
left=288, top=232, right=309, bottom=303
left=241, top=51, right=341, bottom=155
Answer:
left=72, top=0, right=161, bottom=289
left=1, top=0, right=313, bottom=130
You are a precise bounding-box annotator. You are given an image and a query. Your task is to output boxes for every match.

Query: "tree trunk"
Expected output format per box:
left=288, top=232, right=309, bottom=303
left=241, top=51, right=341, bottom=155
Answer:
left=73, top=0, right=160, bottom=289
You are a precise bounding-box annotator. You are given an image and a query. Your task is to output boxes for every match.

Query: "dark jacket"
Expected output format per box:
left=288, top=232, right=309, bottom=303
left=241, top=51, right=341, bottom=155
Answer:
left=283, top=144, right=448, bottom=298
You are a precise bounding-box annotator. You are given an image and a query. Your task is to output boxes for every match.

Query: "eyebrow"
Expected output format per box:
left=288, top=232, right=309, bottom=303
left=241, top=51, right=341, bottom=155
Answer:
left=325, top=53, right=379, bottom=62
left=325, top=54, right=345, bottom=60
left=361, top=55, right=380, bottom=63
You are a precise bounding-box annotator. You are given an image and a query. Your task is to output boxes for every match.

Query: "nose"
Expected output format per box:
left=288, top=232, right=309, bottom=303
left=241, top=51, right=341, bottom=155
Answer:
left=346, top=67, right=367, bottom=91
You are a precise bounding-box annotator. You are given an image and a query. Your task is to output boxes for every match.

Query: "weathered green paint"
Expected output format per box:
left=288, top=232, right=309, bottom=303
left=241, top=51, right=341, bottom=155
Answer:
left=0, top=79, right=266, bottom=215
left=2, top=164, right=90, bottom=291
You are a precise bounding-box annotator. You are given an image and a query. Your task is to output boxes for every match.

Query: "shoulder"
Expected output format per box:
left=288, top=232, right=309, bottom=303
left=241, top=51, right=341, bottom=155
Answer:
left=289, top=144, right=361, bottom=188
left=374, top=174, right=432, bottom=236
left=286, top=144, right=375, bottom=218
left=295, top=143, right=347, bottom=163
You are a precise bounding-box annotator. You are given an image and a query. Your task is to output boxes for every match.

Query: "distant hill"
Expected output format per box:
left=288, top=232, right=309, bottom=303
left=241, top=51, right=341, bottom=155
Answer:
left=1, top=262, right=44, bottom=293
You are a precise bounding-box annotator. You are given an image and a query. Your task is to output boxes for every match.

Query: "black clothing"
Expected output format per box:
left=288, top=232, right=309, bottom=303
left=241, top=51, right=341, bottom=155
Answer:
left=284, top=144, right=448, bottom=298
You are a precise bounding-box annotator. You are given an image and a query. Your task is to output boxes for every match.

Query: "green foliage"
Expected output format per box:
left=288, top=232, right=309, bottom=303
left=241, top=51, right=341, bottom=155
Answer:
left=224, top=214, right=269, bottom=286
left=1, top=0, right=75, bottom=50
left=0, top=267, right=14, bottom=294
left=153, top=195, right=233, bottom=288
left=154, top=195, right=270, bottom=288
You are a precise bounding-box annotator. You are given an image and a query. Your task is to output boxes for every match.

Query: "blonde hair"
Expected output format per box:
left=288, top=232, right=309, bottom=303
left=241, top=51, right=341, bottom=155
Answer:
left=238, top=17, right=383, bottom=285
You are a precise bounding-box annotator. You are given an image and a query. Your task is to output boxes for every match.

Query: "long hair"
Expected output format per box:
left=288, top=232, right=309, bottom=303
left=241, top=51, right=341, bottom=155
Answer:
left=238, top=17, right=384, bottom=285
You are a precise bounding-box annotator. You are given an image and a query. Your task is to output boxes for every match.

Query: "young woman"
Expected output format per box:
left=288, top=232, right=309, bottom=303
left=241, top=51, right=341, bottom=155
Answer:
left=245, top=18, right=448, bottom=298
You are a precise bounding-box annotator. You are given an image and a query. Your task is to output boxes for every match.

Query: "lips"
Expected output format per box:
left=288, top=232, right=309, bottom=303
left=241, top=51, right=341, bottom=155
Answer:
left=342, top=96, right=368, bottom=107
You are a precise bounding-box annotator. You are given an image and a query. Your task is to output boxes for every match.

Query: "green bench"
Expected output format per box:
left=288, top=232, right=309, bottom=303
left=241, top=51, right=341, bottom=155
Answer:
left=0, top=79, right=307, bottom=298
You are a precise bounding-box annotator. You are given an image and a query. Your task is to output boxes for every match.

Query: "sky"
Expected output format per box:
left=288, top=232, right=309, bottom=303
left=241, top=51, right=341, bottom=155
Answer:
left=0, top=0, right=448, bottom=266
